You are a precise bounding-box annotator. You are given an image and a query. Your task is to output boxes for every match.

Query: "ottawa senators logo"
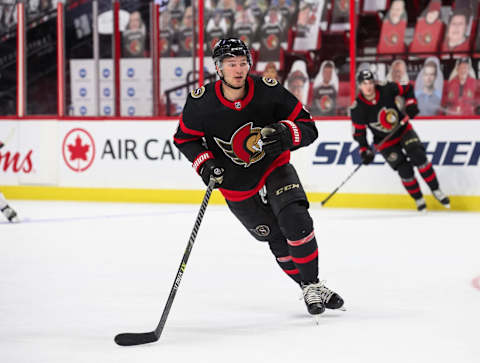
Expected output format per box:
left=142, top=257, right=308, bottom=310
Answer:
left=370, top=107, right=399, bottom=132
left=191, top=86, right=205, bottom=98
left=262, top=77, right=278, bottom=87
left=239, top=34, right=250, bottom=46
left=423, top=32, right=432, bottom=44
left=214, top=122, right=265, bottom=167
left=266, top=34, right=279, bottom=50
left=389, top=33, right=399, bottom=45
left=319, top=95, right=333, bottom=111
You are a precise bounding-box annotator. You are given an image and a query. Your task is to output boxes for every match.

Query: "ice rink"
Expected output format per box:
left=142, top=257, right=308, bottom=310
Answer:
left=1, top=199, right=479, bottom=363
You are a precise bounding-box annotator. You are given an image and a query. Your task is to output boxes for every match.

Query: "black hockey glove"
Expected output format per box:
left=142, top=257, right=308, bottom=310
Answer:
left=360, top=148, right=375, bottom=165
left=405, top=102, right=420, bottom=119
left=199, top=159, right=224, bottom=188
left=260, top=122, right=293, bottom=156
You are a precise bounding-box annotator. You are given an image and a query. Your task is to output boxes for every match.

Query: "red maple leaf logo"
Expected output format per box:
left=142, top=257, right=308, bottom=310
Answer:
left=67, top=135, right=90, bottom=161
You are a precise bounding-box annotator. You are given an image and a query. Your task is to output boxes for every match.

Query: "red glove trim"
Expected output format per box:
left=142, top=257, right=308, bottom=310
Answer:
left=192, top=151, right=214, bottom=173
left=280, top=120, right=301, bottom=146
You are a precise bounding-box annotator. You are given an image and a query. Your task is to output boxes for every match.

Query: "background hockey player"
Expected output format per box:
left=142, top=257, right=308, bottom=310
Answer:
left=350, top=69, right=450, bottom=211
left=173, top=38, right=344, bottom=316
left=0, top=140, right=19, bottom=223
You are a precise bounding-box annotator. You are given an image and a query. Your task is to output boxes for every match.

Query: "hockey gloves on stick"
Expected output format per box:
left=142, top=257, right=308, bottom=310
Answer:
left=360, top=148, right=375, bottom=165
left=260, top=122, right=293, bottom=156
left=199, top=159, right=224, bottom=188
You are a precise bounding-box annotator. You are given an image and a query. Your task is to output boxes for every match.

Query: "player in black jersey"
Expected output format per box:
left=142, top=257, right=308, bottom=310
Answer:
left=174, top=38, right=344, bottom=316
left=350, top=69, right=450, bottom=211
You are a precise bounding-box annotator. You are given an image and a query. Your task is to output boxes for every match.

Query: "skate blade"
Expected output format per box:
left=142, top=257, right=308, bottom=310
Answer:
left=338, top=306, right=347, bottom=312
left=314, top=315, right=320, bottom=325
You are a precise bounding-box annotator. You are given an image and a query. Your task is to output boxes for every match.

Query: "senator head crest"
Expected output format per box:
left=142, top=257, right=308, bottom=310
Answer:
left=370, top=107, right=399, bottom=132
left=214, top=122, right=265, bottom=167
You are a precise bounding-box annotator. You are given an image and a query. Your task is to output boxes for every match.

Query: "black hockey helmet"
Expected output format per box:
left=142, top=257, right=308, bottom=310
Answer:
left=357, top=69, right=375, bottom=84
left=212, top=38, right=252, bottom=68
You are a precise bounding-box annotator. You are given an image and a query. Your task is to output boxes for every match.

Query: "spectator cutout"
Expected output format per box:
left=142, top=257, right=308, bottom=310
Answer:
left=441, top=8, right=472, bottom=55
left=258, top=6, right=284, bottom=62
left=386, top=59, right=409, bottom=84
left=293, top=0, right=326, bottom=51
left=444, top=57, right=477, bottom=115
left=123, top=11, right=146, bottom=58
left=285, top=59, right=310, bottom=106
left=409, top=0, right=445, bottom=55
left=206, top=10, right=228, bottom=55
left=377, top=0, right=407, bottom=54
left=414, top=56, right=443, bottom=115
left=233, top=8, right=257, bottom=48
left=262, top=62, right=279, bottom=80
left=387, top=59, right=409, bottom=111
left=176, top=6, right=194, bottom=56
left=311, top=60, right=338, bottom=116
left=167, top=0, right=185, bottom=32
left=330, top=0, right=350, bottom=32
left=159, top=11, right=175, bottom=57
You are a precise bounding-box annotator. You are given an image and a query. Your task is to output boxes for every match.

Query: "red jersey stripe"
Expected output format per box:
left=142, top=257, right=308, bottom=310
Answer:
left=219, top=151, right=290, bottom=201
left=291, top=249, right=318, bottom=264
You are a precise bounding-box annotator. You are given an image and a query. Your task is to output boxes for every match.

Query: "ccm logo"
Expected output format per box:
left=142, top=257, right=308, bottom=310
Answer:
left=276, top=183, right=299, bottom=195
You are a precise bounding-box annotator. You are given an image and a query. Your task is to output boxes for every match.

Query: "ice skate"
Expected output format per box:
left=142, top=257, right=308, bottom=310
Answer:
left=315, top=281, right=345, bottom=310
left=301, top=281, right=326, bottom=315
left=415, top=197, right=427, bottom=212
left=1, top=205, right=20, bottom=223
left=432, top=189, right=450, bottom=209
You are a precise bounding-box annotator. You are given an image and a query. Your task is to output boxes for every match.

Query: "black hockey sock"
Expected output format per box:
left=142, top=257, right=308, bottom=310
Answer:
left=275, top=256, right=302, bottom=284
left=418, top=162, right=439, bottom=191
left=401, top=177, right=423, bottom=200
left=287, top=231, right=319, bottom=283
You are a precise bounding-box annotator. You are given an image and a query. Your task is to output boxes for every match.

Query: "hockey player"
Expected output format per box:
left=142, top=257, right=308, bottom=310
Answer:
left=173, top=38, right=344, bottom=316
left=0, top=141, right=19, bottom=223
left=350, top=69, right=450, bottom=211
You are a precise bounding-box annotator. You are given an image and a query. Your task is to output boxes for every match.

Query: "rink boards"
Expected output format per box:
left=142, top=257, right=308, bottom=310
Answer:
left=0, top=118, right=479, bottom=211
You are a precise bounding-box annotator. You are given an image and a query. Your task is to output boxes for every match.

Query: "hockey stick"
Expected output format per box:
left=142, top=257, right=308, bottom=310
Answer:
left=114, top=177, right=216, bottom=346
left=321, top=117, right=409, bottom=206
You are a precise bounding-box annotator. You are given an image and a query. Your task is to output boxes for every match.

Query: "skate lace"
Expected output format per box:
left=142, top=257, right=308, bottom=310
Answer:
left=301, top=281, right=334, bottom=305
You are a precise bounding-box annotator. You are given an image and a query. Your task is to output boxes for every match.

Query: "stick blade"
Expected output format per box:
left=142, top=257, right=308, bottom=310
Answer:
left=114, top=331, right=158, bottom=346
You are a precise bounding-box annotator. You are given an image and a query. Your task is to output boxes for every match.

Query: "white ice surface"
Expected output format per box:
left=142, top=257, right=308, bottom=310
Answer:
left=1, top=201, right=479, bottom=363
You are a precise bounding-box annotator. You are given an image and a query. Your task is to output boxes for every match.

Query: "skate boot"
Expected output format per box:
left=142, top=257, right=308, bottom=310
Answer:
left=432, top=189, right=450, bottom=208
left=316, top=282, right=345, bottom=310
left=415, top=197, right=427, bottom=212
left=1, top=205, right=19, bottom=223
left=301, top=281, right=326, bottom=315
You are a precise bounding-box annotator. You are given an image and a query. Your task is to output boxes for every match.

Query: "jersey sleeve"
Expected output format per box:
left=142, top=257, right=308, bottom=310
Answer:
left=173, top=96, right=214, bottom=175
left=349, top=101, right=369, bottom=151
left=273, top=84, right=318, bottom=150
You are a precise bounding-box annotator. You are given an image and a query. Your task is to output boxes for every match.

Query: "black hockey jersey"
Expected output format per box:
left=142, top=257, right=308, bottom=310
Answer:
left=173, top=75, right=317, bottom=201
left=349, top=82, right=417, bottom=152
